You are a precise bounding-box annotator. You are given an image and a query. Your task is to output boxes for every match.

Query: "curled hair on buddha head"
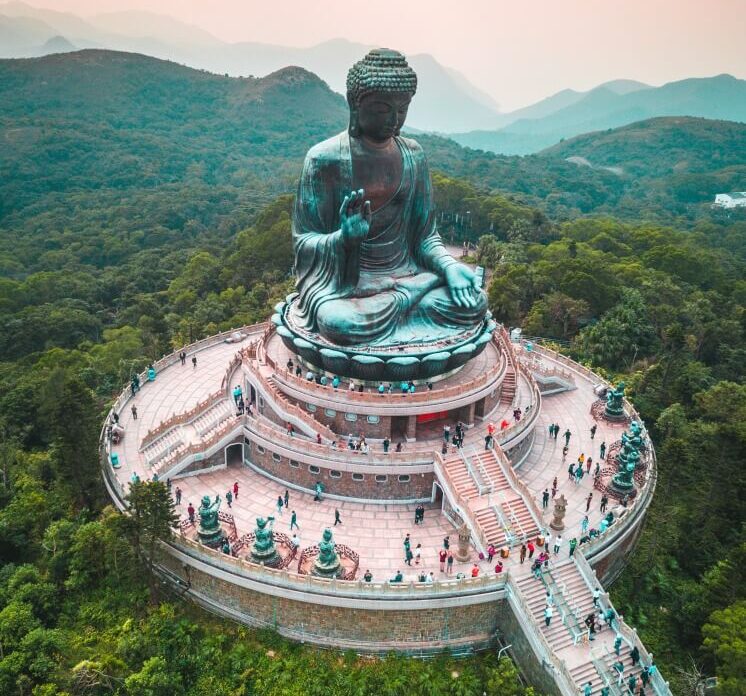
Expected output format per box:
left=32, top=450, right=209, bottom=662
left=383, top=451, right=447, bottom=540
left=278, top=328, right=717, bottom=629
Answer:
left=346, top=48, right=418, bottom=137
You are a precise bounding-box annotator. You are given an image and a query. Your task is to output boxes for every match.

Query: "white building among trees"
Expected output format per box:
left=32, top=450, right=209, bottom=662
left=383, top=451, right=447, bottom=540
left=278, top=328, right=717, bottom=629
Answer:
left=713, top=192, right=746, bottom=208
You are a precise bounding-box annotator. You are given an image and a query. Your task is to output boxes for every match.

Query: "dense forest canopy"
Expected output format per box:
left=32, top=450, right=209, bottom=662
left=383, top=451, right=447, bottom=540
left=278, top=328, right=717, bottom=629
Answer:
left=0, top=49, right=744, bottom=695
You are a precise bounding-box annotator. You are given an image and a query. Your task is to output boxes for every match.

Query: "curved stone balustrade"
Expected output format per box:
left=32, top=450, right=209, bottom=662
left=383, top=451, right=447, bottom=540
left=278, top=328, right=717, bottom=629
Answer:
left=262, top=333, right=508, bottom=407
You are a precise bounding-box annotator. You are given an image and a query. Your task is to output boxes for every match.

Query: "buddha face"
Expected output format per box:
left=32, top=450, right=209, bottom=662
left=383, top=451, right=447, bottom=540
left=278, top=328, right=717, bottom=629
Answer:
left=356, top=91, right=412, bottom=143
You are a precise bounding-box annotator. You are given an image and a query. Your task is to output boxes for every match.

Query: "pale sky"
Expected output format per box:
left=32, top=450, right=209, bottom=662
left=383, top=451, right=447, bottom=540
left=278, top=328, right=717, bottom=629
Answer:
left=20, top=0, right=746, bottom=110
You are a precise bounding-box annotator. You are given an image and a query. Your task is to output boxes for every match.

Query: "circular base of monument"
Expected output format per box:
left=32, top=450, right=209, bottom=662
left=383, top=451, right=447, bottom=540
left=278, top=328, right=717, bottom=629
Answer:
left=274, top=298, right=495, bottom=382
left=590, top=399, right=631, bottom=425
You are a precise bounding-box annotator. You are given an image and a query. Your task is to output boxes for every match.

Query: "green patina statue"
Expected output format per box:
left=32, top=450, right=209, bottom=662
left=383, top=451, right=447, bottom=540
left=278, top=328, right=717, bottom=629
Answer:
left=605, top=381, right=626, bottom=419
left=250, top=516, right=279, bottom=566
left=612, top=435, right=640, bottom=492
left=288, top=49, right=487, bottom=348
left=312, top=528, right=342, bottom=578
left=197, top=494, right=223, bottom=547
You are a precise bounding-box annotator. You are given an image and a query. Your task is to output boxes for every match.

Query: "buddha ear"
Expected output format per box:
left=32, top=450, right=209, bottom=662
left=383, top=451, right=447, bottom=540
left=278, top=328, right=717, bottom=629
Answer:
left=348, top=104, right=360, bottom=137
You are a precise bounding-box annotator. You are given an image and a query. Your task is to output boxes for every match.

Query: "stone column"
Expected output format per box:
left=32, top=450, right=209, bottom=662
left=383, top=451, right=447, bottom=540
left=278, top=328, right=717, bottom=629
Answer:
left=405, top=415, right=417, bottom=442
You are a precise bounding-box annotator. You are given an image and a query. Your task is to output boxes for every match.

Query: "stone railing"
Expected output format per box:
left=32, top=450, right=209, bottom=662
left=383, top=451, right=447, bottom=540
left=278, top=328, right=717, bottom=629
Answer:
left=140, top=389, right=225, bottom=450
left=171, top=533, right=507, bottom=599
left=264, top=334, right=508, bottom=406
left=221, top=351, right=245, bottom=393
left=245, top=415, right=433, bottom=467
left=495, top=363, right=542, bottom=447
left=505, top=574, right=577, bottom=696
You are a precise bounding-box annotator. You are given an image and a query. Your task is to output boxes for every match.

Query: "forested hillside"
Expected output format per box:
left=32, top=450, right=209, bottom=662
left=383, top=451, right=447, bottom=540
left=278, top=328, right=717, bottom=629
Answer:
left=0, top=49, right=744, bottom=695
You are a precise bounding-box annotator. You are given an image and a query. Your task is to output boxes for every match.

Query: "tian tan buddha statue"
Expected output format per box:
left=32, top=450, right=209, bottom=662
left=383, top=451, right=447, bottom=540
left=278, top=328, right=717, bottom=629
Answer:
left=289, top=49, right=488, bottom=348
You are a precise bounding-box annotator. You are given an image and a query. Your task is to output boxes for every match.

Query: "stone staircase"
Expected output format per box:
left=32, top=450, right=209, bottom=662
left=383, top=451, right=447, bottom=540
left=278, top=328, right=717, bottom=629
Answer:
left=193, top=399, right=235, bottom=437
left=500, top=368, right=517, bottom=405
left=470, top=450, right=512, bottom=493
left=142, top=431, right=184, bottom=468
left=569, top=648, right=651, bottom=695
left=441, top=452, right=480, bottom=500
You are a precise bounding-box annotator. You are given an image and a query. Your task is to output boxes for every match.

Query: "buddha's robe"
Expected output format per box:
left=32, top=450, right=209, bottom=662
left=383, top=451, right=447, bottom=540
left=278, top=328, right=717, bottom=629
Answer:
left=291, top=131, right=487, bottom=346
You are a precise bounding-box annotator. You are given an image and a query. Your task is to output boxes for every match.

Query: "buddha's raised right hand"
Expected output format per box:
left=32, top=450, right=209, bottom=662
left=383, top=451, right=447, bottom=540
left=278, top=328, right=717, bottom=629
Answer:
left=340, top=189, right=372, bottom=249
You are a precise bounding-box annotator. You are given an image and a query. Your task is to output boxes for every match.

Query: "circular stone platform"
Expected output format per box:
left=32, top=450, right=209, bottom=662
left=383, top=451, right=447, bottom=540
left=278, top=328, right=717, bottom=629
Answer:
left=99, top=322, right=662, bottom=689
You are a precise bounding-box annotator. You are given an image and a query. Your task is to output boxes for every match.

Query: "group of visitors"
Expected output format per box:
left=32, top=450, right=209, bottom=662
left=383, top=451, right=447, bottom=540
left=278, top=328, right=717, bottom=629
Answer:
left=442, top=421, right=467, bottom=452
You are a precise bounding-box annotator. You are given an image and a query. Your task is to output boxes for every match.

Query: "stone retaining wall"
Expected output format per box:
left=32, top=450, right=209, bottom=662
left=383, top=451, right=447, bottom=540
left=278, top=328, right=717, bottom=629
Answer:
left=244, top=438, right=435, bottom=501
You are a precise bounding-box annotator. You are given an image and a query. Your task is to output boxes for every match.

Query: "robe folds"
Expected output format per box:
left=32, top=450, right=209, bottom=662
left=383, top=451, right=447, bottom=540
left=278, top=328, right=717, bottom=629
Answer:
left=291, top=131, right=486, bottom=346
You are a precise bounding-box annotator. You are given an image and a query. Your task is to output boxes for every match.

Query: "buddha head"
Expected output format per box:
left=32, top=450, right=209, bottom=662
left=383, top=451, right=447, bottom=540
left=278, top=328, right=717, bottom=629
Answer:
left=346, top=48, right=417, bottom=141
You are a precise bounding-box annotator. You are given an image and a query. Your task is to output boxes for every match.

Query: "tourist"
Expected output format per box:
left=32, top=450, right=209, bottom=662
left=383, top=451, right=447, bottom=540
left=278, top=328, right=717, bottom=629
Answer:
left=640, top=666, right=650, bottom=687
left=447, top=552, right=454, bottom=574
left=405, top=546, right=413, bottom=566
left=441, top=442, right=448, bottom=455
left=284, top=489, right=289, bottom=507
left=439, top=548, right=447, bottom=572
left=628, top=675, right=637, bottom=694
left=578, top=452, right=585, bottom=467
left=562, top=445, right=569, bottom=460
left=275, top=496, right=283, bottom=515
left=600, top=441, right=607, bottom=459
left=349, top=380, right=356, bottom=391
left=568, top=462, right=575, bottom=480
left=180, top=350, right=186, bottom=366
left=306, top=370, right=314, bottom=381
left=363, top=569, right=373, bottom=582
left=581, top=516, right=590, bottom=534
left=414, top=543, right=422, bottom=564
left=569, top=538, right=577, bottom=557
left=600, top=687, right=610, bottom=696
left=233, top=384, right=242, bottom=404
left=287, top=422, right=294, bottom=437
left=501, top=419, right=509, bottom=430
left=286, top=358, right=293, bottom=371
left=527, top=540, right=535, bottom=559
left=551, top=477, right=558, bottom=498
left=172, top=487, right=181, bottom=505
left=487, top=544, right=496, bottom=562
left=494, top=560, right=504, bottom=574
left=630, top=645, right=640, bottom=666
left=584, top=682, right=593, bottom=696
left=187, top=503, right=195, bottom=524
left=443, top=536, right=450, bottom=550
left=484, top=433, right=493, bottom=450
left=332, top=375, right=340, bottom=388
left=613, top=660, right=624, bottom=684
left=383, top=437, right=390, bottom=453
left=222, top=539, right=231, bottom=555
left=471, top=563, right=479, bottom=578
left=404, top=534, right=411, bottom=552
left=443, top=424, right=450, bottom=443
left=295, top=365, right=302, bottom=377
left=319, top=374, right=328, bottom=386
left=192, top=355, right=197, bottom=369
left=427, top=382, right=433, bottom=390
left=590, top=423, right=597, bottom=439
left=226, top=490, right=233, bottom=508
left=600, top=494, right=609, bottom=513
left=545, top=590, right=553, bottom=606
left=594, top=461, right=601, bottom=479
left=334, top=509, right=342, bottom=526
left=426, top=571, right=434, bottom=584
left=291, top=533, right=300, bottom=548
left=553, top=423, right=559, bottom=440
left=487, top=422, right=496, bottom=438
left=417, top=571, right=426, bottom=582
left=586, top=456, right=593, bottom=475
left=544, top=605, right=553, bottom=626
left=575, top=463, right=584, bottom=484
left=553, top=535, right=562, bottom=554
left=614, top=633, right=623, bottom=657
left=532, top=558, right=543, bottom=579
left=390, top=570, right=403, bottom=583
left=593, top=586, right=601, bottom=607
left=548, top=423, right=554, bottom=438
left=542, top=488, right=550, bottom=509
left=520, top=543, right=527, bottom=563
left=395, top=442, right=403, bottom=452
left=584, top=614, right=597, bottom=640
left=131, top=404, right=138, bottom=420
left=564, top=428, right=571, bottom=445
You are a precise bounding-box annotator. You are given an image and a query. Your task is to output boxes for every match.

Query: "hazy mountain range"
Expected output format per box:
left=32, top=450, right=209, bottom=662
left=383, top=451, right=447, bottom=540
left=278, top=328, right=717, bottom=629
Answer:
left=1, top=1, right=745, bottom=149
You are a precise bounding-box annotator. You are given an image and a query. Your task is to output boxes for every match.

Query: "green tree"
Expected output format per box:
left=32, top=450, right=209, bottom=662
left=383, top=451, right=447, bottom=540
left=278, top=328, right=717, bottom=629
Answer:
left=701, top=601, right=746, bottom=696
left=125, top=482, right=179, bottom=603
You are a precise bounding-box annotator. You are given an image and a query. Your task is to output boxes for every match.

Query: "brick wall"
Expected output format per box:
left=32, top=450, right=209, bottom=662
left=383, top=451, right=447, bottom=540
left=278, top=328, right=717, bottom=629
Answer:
left=245, top=439, right=434, bottom=501
left=157, top=548, right=503, bottom=651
